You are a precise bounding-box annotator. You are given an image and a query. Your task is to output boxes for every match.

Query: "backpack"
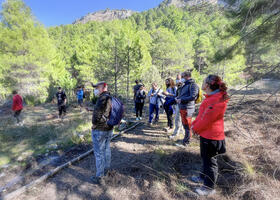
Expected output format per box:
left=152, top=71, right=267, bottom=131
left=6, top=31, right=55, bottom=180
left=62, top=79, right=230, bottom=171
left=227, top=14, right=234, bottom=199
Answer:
left=106, top=95, right=124, bottom=126
left=189, top=83, right=203, bottom=104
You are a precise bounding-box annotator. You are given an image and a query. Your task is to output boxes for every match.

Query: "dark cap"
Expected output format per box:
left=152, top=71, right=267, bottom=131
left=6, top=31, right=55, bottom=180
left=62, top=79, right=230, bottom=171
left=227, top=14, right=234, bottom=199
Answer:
left=91, top=81, right=107, bottom=87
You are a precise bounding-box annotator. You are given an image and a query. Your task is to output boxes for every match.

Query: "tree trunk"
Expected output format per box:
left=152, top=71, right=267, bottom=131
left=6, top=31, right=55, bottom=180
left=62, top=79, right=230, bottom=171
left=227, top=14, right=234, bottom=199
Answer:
left=126, top=47, right=130, bottom=102
left=114, top=40, right=118, bottom=96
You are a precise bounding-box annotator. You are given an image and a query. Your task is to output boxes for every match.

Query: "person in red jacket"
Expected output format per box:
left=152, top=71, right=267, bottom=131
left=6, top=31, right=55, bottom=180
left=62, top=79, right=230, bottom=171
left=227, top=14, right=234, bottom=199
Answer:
left=191, top=75, right=229, bottom=196
left=12, top=90, right=23, bottom=125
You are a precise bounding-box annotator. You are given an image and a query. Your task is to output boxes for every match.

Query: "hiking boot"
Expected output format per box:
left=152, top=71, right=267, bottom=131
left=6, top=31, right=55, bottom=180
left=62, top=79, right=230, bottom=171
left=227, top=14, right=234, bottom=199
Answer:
left=91, top=176, right=105, bottom=185
left=195, top=186, right=216, bottom=196
left=136, top=117, right=140, bottom=121
left=191, top=176, right=204, bottom=184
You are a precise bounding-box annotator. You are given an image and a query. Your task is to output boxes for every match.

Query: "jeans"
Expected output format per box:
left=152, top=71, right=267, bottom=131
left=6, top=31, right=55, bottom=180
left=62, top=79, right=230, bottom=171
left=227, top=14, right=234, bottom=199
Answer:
left=149, top=103, right=159, bottom=123
left=172, top=105, right=183, bottom=136
left=180, top=109, right=193, bottom=144
left=92, top=129, right=113, bottom=178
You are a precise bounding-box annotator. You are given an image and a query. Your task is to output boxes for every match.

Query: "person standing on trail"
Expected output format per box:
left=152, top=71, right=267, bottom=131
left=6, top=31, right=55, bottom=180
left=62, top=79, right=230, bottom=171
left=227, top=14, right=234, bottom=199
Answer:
left=90, top=81, right=124, bottom=185
left=76, top=86, right=84, bottom=111
left=55, top=87, right=67, bottom=119
left=12, top=90, right=23, bottom=126
left=163, top=78, right=177, bottom=132
left=175, top=71, right=199, bottom=146
left=133, top=80, right=143, bottom=111
left=135, top=84, right=146, bottom=121
left=148, top=82, right=163, bottom=125
left=191, top=75, right=229, bottom=196
left=169, top=78, right=184, bottom=139
left=176, top=73, right=182, bottom=84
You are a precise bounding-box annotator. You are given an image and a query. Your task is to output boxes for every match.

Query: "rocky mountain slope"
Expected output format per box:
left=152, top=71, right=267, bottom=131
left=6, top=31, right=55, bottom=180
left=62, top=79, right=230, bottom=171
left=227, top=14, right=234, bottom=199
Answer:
left=73, top=9, right=136, bottom=24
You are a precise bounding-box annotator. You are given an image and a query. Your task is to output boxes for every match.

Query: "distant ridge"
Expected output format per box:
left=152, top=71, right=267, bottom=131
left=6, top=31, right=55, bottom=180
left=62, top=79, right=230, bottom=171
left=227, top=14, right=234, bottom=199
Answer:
left=73, top=9, right=136, bottom=24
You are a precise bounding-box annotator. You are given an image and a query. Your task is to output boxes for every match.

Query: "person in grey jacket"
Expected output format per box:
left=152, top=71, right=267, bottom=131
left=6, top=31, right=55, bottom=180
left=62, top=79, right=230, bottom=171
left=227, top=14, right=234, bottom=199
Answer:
left=176, top=71, right=199, bottom=146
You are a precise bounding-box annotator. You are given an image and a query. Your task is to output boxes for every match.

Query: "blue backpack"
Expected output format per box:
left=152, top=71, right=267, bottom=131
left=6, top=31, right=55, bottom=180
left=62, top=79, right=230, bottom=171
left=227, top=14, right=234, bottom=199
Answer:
left=106, top=95, right=124, bottom=126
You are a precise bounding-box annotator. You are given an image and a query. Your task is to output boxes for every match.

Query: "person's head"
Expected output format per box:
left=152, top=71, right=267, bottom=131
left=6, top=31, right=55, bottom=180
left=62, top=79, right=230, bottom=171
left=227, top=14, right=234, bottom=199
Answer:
left=176, top=73, right=181, bottom=80
left=93, top=82, right=108, bottom=96
left=135, top=80, right=139, bottom=84
left=165, top=78, right=175, bottom=88
left=12, top=90, right=17, bottom=95
left=181, top=71, right=192, bottom=82
left=152, top=82, right=158, bottom=90
left=58, top=87, right=62, bottom=92
left=202, top=75, right=229, bottom=100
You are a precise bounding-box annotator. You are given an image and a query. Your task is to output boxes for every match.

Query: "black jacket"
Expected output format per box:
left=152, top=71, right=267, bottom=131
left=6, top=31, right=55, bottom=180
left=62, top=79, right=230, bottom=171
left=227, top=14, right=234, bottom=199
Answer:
left=92, top=91, right=113, bottom=131
left=135, top=90, right=146, bottom=104
left=177, top=79, right=199, bottom=110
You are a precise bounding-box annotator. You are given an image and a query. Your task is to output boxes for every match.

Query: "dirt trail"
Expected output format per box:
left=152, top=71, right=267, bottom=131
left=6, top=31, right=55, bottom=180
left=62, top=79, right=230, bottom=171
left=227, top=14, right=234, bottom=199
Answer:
left=8, top=118, right=206, bottom=200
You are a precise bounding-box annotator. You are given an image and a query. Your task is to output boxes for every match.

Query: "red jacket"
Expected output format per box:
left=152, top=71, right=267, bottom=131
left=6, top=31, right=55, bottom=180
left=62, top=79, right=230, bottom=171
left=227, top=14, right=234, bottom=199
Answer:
left=192, top=91, right=228, bottom=140
left=12, top=94, right=23, bottom=111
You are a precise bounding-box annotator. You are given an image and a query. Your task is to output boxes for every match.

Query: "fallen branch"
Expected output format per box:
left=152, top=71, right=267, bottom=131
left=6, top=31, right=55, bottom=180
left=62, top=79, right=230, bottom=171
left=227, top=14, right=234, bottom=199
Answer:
left=2, top=122, right=142, bottom=200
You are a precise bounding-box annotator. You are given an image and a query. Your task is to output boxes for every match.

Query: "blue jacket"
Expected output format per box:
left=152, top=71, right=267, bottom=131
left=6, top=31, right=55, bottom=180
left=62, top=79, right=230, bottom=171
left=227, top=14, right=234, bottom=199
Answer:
left=76, top=89, right=84, bottom=100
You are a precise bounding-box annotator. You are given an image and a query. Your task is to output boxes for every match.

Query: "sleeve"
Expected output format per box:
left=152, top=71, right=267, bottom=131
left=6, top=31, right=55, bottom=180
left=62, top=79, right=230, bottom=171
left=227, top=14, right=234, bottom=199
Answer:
left=147, top=90, right=152, bottom=97
left=192, top=103, right=225, bottom=133
left=180, top=84, right=198, bottom=103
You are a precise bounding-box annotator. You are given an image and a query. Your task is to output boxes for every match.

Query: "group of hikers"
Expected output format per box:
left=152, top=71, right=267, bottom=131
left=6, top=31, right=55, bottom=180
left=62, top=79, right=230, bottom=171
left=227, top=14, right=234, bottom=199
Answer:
left=11, top=70, right=229, bottom=196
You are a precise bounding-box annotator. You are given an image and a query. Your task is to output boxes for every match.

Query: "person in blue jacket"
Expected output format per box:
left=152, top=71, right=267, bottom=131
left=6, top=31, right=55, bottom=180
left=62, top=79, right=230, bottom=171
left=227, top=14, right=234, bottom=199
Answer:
left=76, top=86, right=84, bottom=111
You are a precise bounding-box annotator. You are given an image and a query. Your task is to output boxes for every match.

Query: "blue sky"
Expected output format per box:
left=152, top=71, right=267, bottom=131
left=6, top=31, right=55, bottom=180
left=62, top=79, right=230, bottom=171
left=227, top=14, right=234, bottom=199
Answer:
left=0, top=0, right=163, bottom=27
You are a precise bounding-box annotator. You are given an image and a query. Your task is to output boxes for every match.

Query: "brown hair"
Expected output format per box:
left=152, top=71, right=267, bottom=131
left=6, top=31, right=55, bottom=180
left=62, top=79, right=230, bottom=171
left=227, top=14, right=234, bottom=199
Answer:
left=166, top=78, right=175, bottom=88
left=205, top=75, right=229, bottom=100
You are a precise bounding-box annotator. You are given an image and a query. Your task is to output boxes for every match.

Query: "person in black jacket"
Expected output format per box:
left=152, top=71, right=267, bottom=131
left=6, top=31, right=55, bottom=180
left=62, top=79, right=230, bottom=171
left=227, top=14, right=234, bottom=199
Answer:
left=89, top=81, right=113, bottom=185
left=55, top=87, right=67, bottom=119
left=135, top=85, right=146, bottom=120
left=175, top=71, right=199, bottom=146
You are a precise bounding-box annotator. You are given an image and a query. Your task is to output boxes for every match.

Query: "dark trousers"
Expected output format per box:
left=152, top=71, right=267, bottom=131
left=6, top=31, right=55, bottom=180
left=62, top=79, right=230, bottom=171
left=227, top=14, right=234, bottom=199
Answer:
left=14, top=110, right=22, bottom=123
left=200, top=137, right=226, bottom=189
left=135, top=102, right=144, bottom=118
left=164, top=107, right=173, bottom=128
left=58, top=105, right=66, bottom=116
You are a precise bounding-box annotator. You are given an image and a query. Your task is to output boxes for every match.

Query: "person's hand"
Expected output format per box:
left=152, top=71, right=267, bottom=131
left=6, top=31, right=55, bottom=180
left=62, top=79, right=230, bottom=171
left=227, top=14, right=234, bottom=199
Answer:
left=176, top=99, right=181, bottom=104
left=151, top=93, right=154, bottom=97
left=92, top=124, right=96, bottom=129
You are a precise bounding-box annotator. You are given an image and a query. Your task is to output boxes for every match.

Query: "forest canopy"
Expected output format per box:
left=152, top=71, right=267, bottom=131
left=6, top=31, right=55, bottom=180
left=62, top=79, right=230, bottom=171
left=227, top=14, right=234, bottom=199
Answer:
left=0, top=0, right=279, bottom=103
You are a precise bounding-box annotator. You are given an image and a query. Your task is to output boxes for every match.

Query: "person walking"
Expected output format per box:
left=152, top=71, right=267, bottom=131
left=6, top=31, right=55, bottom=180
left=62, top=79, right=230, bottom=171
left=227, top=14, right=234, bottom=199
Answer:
left=135, top=84, right=146, bottom=120
left=12, top=90, right=23, bottom=126
left=191, top=75, right=229, bottom=196
left=147, top=82, right=163, bottom=125
left=55, top=87, right=67, bottom=119
left=175, top=71, right=199, bottom=146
